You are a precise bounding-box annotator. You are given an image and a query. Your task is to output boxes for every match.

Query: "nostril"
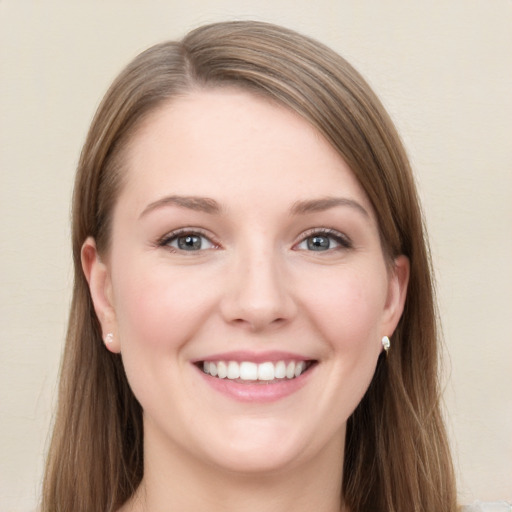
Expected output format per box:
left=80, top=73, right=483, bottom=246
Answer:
left=219, top=265, right=297, bottom=330
left=235, top=314, right=289, bottom=332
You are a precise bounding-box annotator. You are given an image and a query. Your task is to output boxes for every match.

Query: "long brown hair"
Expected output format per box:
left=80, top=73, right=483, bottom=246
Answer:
left=42, top=20, right=457, bottom=512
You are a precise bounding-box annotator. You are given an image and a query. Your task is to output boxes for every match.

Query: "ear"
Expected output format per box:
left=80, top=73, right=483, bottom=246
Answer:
left=381, top=255, right=410, bottom=339
left=81, top=236, right=121, bottom=353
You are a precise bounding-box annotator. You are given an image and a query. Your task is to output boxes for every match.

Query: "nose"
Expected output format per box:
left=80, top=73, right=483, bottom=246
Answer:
left=219, top=247, right=297, bottom=332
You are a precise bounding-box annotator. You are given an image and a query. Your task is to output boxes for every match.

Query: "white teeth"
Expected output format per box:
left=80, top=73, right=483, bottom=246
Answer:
left=274, top=361, right=286, bottom=379
left=286, top=361, right=295, bottom=379
left=258, top=362, right=275, bottom=381
left=294, top=361, right=305, bottom=377
left=201, top=360, right=310, bottom=381
left=217, top=361, right=228, bottom=379
left=240, top=361, right=258, bottom=380
left=227, top=361, right=240, bottom=379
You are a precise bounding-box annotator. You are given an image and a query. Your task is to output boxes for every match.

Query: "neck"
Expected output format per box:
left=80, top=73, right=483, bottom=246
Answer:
left=120, top=423, right=346, bottom=512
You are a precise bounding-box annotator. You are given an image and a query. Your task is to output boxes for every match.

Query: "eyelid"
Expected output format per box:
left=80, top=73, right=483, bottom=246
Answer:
left=157, top=227, right=220, bottom=251
left=294, top=228, right=353, bottom=251
left=156, top=227, right=351, bottom=252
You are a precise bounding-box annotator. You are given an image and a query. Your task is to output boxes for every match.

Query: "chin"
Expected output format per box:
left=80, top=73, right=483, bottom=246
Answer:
left=195, top=417, right=331, bottom=476
left=207, top=443, right=303, bottom=476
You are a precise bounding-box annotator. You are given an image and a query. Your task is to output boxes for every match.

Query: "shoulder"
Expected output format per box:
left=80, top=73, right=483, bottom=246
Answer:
left=462, top=502, right=512, bottom=512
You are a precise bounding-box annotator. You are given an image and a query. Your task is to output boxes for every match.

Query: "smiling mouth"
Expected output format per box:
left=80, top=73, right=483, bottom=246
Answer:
left=198, top=360, right=316, bottom=382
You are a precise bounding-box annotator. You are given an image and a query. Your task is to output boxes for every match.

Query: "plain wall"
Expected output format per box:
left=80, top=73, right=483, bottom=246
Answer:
left=1, top=1, right=511, bottom=509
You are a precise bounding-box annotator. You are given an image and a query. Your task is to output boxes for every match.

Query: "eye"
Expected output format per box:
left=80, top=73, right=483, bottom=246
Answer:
left=295, top=229, right=351, bottom=252
left=159, top=230, right=216, bottom=252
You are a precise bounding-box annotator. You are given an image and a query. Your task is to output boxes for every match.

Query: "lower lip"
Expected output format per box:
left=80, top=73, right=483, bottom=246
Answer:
left=195, top=365, right=315, bottom=403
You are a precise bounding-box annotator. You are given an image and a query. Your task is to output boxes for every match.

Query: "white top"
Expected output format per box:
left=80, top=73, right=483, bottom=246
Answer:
left=463, top=502, right=512, bottom=512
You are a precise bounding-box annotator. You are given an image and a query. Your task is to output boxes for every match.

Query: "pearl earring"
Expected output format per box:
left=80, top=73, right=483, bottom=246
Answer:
left=105, top=333, right=114, bottom=345
left=381, top=335, right=390, bottom=353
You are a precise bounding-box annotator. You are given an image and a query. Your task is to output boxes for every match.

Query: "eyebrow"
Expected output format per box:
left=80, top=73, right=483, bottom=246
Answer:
left=290, top=197, right=370, bottom=218
left=139, top=195, right=222, bottom=218
left=139, top=194, right=369, bottom=219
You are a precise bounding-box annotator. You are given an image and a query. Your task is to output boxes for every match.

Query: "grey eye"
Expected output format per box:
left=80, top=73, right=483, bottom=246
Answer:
left=307, top=235, right=332, bottom=251
left=167, top=233, right=215, bottom=251
left=295, top=230, right=350, bottom=252
left=177, top=234, right=202, bottom=250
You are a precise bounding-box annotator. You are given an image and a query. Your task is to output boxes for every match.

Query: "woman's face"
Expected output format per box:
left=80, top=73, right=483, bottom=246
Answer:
left=84, top=89, right=408, bottom=476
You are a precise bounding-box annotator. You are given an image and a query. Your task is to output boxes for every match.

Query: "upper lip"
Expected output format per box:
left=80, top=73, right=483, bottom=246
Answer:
left=191, top=350, right=315, bottom=364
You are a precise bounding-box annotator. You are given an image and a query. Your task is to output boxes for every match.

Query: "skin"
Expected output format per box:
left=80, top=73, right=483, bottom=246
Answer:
left=82, top=89, right=409, bottom=512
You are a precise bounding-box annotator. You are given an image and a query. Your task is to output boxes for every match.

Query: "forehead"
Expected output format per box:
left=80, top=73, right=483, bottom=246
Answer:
left=118, top=88, right=374, bottom=217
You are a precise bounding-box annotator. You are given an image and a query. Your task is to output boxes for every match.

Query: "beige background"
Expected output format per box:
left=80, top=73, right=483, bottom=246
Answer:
left=1, top=1, right=511, bottom=509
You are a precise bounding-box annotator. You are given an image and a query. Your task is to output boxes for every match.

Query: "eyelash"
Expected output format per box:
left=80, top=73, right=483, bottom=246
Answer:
left=157, top=228, right=219, bottom=252
left=157, top=227, right=352, bottom=253
left=295, top=228, right=353, bottom=252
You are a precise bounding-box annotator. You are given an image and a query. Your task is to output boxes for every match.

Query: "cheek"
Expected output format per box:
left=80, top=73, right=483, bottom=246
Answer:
left=109, top=259, right=218, bottom=411
left=111, top=257, right=216, bottom=354
left=301, top=265, right=388, bottom=352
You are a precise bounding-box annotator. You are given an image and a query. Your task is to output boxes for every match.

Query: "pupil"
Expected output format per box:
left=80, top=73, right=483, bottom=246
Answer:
left=308, top=236, right=329, bottom=251
left=178, top=235, right=201, bottom=250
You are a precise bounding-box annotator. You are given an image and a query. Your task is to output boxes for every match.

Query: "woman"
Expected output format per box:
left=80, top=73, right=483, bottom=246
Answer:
left=42, top=21, right=458, bottom=512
